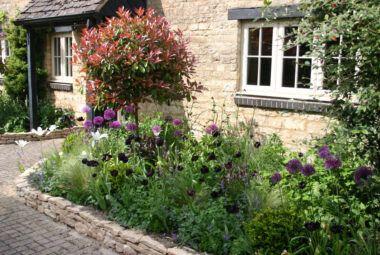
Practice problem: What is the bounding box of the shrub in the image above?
[244,207,304,254]
[73,7,202,127]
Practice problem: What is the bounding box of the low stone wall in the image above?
[15,166,201,255]
[0,127,83,145]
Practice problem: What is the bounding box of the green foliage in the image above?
[245,208,304,254]
[3,19,47,102]
[296,0,380,170]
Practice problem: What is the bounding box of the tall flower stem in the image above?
[134,104,139,136]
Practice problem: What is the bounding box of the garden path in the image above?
[0,139,118,255]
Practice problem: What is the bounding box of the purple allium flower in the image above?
[126,123,138,132]
[125,105,135,113]
[173,119,181,126]
[152,125,162,136]
[271,173,282,184]
[82,106,91,113]
[210,124,219,131]
[318,146,330,159]
[84,120,92,129]
[205,127,212,134]
[109,121,121,129]
[93,116,104,125]
[164,115,173,123]
[286,159,303,174]
[174,129,183,137]
[324,155,342,169]
[354,166,373,186]
[302,164,316,177]
[104,109,116,120]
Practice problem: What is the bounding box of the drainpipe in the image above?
[26,28,38,130]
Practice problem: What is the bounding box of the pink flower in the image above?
[173,119,181,126]
[210,124,219,131]
[152,125,162,136]
[93,116,104,125]
[205,127,212,134]
[82,106,91,113]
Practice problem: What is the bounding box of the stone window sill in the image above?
[49,82,72,92]
[234,95,330,113]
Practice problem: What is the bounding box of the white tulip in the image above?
[15,140,30,148]
[46,125,57,135]
[31,127,47,136]
[91,131,108,147]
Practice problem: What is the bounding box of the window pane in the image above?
[5,40,10,56]
[284,27,297,56]
[299,43,310,56]
[282,59,296,87]
[297,59,312,88]
[247,57,258,85]
[260,58,271,86]
[248,28,259,55]
[261,27,273,56]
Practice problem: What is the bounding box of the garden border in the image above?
[14,165,202,255]
[0,127,84,145]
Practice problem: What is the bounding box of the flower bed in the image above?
[28,109,379,254]
[0,127,83,145]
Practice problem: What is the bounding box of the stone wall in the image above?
[15,166,203,255]
[0,0,29,19]
[143,0,329,150]
[0,127,83,145]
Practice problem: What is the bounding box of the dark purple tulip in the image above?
[214,166,222,172]
[110,170,118,177]
[200,165,209,174]
[191,155,199,162]
[126,169,133,175]
[234,152,242,158]
[208,152,217,160]
[187,189,195,196]
[254,141,261,148]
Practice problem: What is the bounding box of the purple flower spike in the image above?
[302,164,316,177]
[104,109,116,120]
[126,123,138,132]
[84,120,92,129]
[82,106,91,113]
[125,105,135,113]
[318,146,330,159]
[93,116,104,125]
[271,173,282,184]
[174,129,183,137]
[173,119,181,126]
[109,121,121,129]
[324,155,342,169]
[354,166,373,186]
[286,159,303,174]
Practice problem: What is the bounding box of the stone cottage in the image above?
[2,0,329,148]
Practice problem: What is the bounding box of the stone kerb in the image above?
[15,165,202,255]
[0,127,84,145]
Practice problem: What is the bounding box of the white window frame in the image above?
[51,33,73,83]
[239,21,331,101]
[0,39,10,79]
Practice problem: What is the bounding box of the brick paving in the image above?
[0,139,118,255]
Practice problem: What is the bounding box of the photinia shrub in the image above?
[73,7,202,123]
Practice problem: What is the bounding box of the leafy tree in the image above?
[3,18,47,102]
[73,7,202,127]
[295,0,380,170]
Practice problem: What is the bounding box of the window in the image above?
[241,22,327,100]
[52,34,73,81]
[1,39,10,63]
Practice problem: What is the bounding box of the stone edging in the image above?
[0,127,84,145]
[14,166,202,255]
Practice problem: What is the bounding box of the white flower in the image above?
[46,125,57,135]
[82,151,87,155]
[31,127,47,136]
[15,140,30,148]
[91,131,108,147]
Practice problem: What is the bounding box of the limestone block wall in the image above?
[0,0,30,19]
[144,0,329,149]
